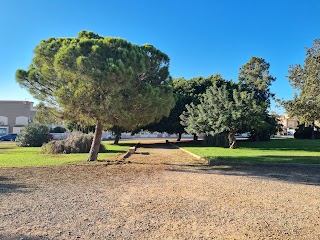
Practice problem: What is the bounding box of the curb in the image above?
[118,142,140,160]
[168,142,207,162]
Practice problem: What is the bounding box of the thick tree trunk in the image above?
[114,134,120,145]
[88,121,103,161]
[177,132,182,141]
[193,133,198,141]
[228,128,236,149]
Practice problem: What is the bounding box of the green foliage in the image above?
[203,132,229,147]
[66,121,95,133]
[238,57,276,140]
[238,56,275,105]
[181,81,263,148]
[143,75,225,136]
[249,114,278,141]
[50,126,66,133]
[42,133,106,154]
[16,123,50,147]
[33,102,60,124]
[283,39,320,135]
[16,31,174,160]
[294,124,320,139]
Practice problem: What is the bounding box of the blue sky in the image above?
[1,0,319,113]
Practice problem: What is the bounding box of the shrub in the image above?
[249,115,278,141]
[294,124,320,139]
[203,132,229,147]
[16,124,50,147]
[41,133,106,154]
[249,129,272,141]
[50,126,67,133]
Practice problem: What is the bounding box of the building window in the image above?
[0,116,8,125]
[16,116,29,125]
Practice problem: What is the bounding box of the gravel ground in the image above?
[1,142,319,239]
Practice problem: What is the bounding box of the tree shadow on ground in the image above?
[0,176,30,194]
[169,162,320,186]
[103,149,127,154]
[116,142,140,147]
[0,234,47,240]
[207,155,320,164]
[140,143,173,149]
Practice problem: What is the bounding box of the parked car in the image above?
[0,133,18,141]
[239,132,251,138]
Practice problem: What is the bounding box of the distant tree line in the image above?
[17,29,319,160]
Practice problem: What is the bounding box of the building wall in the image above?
[0,101,36,134]
[278,115,299,134]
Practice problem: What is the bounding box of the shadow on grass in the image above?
[103,149,127,154]
[206,155,320,164]
[169,162,320,186]
[115,142,139,147]
[0,146,15,150]
[0,176,30,194]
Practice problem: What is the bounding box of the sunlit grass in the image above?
[178,138,320,164]
[0,141,137,168]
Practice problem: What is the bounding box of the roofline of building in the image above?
[0,100,34,104]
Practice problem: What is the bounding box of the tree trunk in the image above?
[114,134,120,145]
[228,128,236,149]
[113,128,121,145]
[177,132,182,141]
[255,132,260,142]
[193,133,198,141]
[311,122,315,140]
[88,121,103,161]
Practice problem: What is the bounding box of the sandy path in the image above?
[1,142,319,239]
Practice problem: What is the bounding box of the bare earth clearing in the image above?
[1,141,319,239]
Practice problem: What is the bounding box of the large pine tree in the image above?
[16,31,175,160]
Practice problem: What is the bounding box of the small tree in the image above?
[181,81,263,148]
[16,123,50,147]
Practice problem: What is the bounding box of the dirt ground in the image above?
[1,141,319,239]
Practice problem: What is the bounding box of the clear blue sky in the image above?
[1,0,319,113]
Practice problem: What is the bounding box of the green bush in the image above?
[203,132,229,147]
[41,133,106,154]
[16,124,50,147]
[50,126,67,133]
[294,124,320,139]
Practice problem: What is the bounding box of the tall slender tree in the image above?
[283,39,320,139]
[238,57,276,140]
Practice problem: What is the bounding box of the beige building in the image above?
[278,115,299,134]
[0,100,36,135]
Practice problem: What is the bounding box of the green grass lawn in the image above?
[178,138,320,164]
[0,141,137,168]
